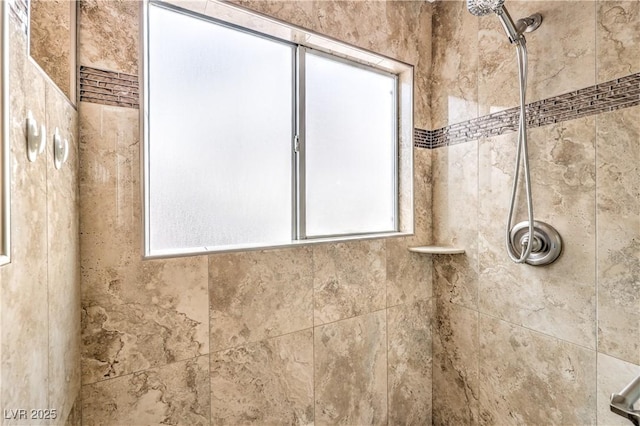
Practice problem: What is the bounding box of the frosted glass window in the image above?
[143,2,412,256]
[147,4,294,253]
[305,52,397,237]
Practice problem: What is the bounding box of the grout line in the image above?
[207,255,213,426]
[209,325,316,356]
[81,352,207,387]
[311,246,316,424]
[385,301,389,424]
[594,3,601,421]
[472,308,598,354]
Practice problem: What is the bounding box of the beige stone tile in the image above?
[434,254,479,311]
[231,0,426,65]
[432,141,478,262]
[433,140,479,294]
[210,329,314,425]
[597,1,640,82]
[164,0,208,14]
[478,315,596,425]
[78,0,138,74]
[78,102,208,386]
[414,147,433,245]
[411,3,434,131]
[314,310,387,425]
[82,355,210,426]
[79,103,140,271]
[209,247,313,352]
[81,256,210,384]
[597,353,640,426]
[228,0,433,128]
[478,117,597,348]
[1,26,49,418]
[432,301,479,426]
[596,106,640,364]
[46,82,81,424]
[478,1,596,115]
[386,238,432,306]
[64,394,82,426]
[430,0,479,129]
[388,300,433,425]
[30,0,72,98]
[432,140,479,310]
[313,240,386,325]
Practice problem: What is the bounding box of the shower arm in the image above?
[611,375,640,426]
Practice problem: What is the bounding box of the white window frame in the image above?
[141,0,415,258]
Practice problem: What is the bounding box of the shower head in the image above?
[466,0,505,16]
[466,0,541,45]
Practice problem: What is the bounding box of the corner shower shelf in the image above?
[408,246,466,255]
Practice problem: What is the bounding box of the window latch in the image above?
[294,135,300,153]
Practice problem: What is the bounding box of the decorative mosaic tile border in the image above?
[415,72,640,149]
[79,66,140,109]
[77,64,638,134]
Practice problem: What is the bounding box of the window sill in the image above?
[145,231,415,259]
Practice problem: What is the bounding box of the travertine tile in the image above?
[388,300,433,425]
[432,301,479,426]
[30,0,72,98]
[231,0,425,65]
[79,102,208,386]
[478,1,596,115]
[432,141,479,264]
[478,117,597,348]
[79,0,138,74]
[230,0,433,128]
[209,247,313,352]
[414,147,433,244]
[430,0,479,129]
[596,106,640,364]
[478,315,596,425]
[315,310,387,425]
[386,238,432,306]
[79,103,140,271]
[81,256,210,384]
[432,140,479,310]
[82,356,210,426]
[597,353,640,426]
[313,240,386,325]
[597,1,640,82]
[46,81,81,424]
[65,394,82,426]
[164,0,208,14]
[1,26,49,420]
[414,5,434,131]
[434,254,478,311]
[210,329,314,425]
[79,101,208,385]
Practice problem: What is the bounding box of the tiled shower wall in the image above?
[429,1,639,425]
[1,7,80,425]
[78,0,434,424]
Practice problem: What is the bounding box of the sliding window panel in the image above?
[146,4,294,254]
[304,51,397,237]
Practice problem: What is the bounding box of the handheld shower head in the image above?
[467,0,541,45]
[466,0,505,16]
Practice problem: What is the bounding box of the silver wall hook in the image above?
[26,110,46,162]
[53,127,69,170]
